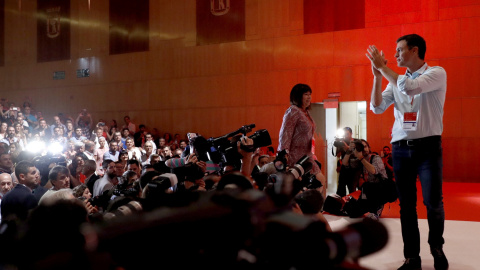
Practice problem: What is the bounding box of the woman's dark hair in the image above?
[72,184,88,198]
[163,132,172,143]
[290,83,312,109]
[360,139,371,155]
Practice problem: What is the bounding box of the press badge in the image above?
[403,112,418,131]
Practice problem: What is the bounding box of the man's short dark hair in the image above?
[48,165,69,181]
[127,159,140,167]
[102,159,114,170]
[294,189,324,214]
[397,34,426,60]
[15,160,35,180]
[343,127,353,134]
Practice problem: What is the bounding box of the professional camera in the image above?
[77,189,388,270]
[112,180,140,198]
[334,136,347,148]
[147,173,178,193]
[298,171,323,190]
[273,149,288,171]
[266,155,314,205]
[192,124,272,169]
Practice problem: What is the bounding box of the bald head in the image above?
[0,173,13,195]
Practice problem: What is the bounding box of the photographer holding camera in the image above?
[278,84,326,198]
[336,129,363,197]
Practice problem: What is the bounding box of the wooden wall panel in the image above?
[0,0,479,182]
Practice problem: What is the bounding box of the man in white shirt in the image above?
[367,34,447,270]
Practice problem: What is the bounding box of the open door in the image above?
[310,101,367,195]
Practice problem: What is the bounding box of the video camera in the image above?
[266,155,318,205]
[78,188,388,270]
[192,124,272,169]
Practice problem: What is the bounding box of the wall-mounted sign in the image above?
[53,71,65,80]
[328,92,341,98]
[323,99,338,109]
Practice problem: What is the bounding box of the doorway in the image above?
[310,101,367,195]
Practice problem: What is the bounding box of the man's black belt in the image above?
[393,135,441,147]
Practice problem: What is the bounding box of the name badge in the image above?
[403,112,417,131]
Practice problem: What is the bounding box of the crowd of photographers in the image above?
[0,101,390,269]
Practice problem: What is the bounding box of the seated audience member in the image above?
[38,165,71,205]
[1,160,39,221]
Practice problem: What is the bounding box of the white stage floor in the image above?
[325,215,480,270]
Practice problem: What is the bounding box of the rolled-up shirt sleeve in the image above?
[370,83,395,114]
[397,66,447,96]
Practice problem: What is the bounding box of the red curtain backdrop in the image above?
[196,0,245,46]
[109,0,149,55]
[37,0,70,62]
[304,0,365,34]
